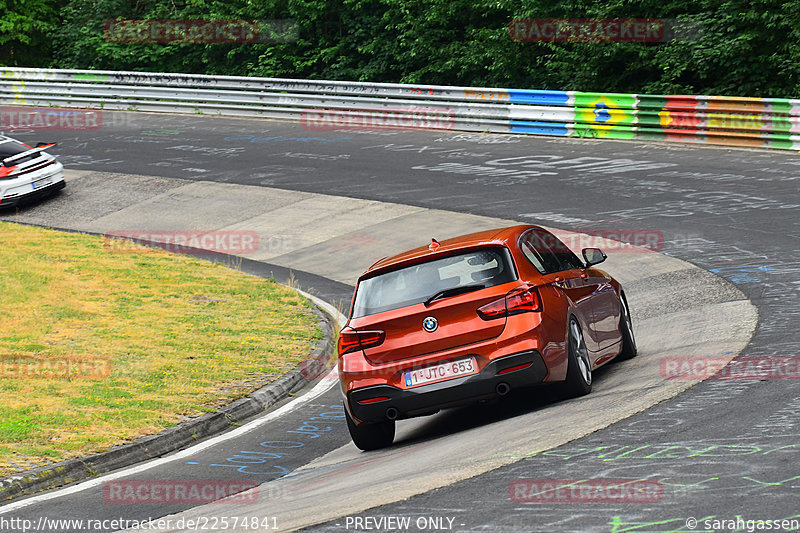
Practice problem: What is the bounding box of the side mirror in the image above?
[582,247,607,267]
[36,142,56,148]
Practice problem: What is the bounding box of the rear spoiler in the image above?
[2,143,57,167]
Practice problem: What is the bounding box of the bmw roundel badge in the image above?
[423,316,438,333]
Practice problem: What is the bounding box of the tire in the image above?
[562,317,592,398]
[616,293,638,361]
[345,405,395,451]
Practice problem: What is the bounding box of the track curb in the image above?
[0,242,338,503]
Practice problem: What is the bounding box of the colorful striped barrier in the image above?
[2,68,799,150]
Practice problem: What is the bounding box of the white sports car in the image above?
[0,135,65,208]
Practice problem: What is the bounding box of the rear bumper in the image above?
[0,165,65,208]
[348,350,547,423]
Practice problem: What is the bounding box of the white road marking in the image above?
[0,290,344,514]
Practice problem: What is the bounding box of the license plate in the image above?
[404,357,477,388]
[32,178,52,190]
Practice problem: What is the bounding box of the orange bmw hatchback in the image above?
[338,225,636,450]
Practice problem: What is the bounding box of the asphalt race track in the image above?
[1,111,798,532]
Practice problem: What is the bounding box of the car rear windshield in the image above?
[352,246,517,318]
[0,139,36,166]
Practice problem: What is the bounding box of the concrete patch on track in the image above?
[86,180,308,232]
[223,195,424,262]
[1,170,757,532]
[2,171,191,229]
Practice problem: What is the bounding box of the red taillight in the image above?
[357,396,389,404]
[476,298,507,320]
[477,285,541,320]
[0,165,18,178]
[497,362,533,375]
[338,328,386,356]
[505,285,541,313]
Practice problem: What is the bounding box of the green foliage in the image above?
[644,1,800,97]
[0,0,60,66]
[6,0,800,97]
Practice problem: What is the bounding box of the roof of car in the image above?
[361,224,537,278]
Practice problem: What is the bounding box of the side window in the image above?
[520,232,562,274]
[520,229,584,274]
[542,230,585,271]
[520,238,547,274]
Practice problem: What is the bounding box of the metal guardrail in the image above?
[2,67,800,150]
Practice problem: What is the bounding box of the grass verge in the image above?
[0,222,322,476]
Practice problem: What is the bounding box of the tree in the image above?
[0,0,60,66]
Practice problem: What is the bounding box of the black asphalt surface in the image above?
[2,112,799,532]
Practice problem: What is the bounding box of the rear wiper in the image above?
[424,284,485,307]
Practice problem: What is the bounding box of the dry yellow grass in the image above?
[0,222,322,476]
